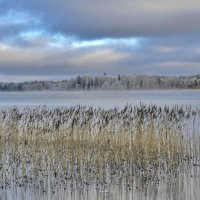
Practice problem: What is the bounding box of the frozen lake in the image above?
[0,90,200,108]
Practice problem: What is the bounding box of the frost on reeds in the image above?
[0,105,199,191]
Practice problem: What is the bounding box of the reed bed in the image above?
[0,105,199,195]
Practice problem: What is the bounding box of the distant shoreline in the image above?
[0,74,200,91]
[0,88,200,92]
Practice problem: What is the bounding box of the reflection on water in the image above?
[1,171,200,200]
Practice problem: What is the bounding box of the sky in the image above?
[0,0,200,82]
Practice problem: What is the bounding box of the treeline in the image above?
[0,74,200,91]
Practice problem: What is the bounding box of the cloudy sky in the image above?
[0,0,200,81]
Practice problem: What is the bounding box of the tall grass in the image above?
[0,105,199,193]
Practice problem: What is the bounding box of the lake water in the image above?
[0,90,200,200]
[0,90,200,108]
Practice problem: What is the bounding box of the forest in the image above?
[0,74,200,91]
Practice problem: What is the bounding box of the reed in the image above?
[0,105,199,192]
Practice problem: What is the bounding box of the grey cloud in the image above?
[0,10,42,40]
[0,43,132,77]
[1,0,200,80]
[0,35,200,79]
[2,0,200,39]
[0,24,26,39]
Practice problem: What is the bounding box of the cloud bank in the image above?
[0,0,200,81]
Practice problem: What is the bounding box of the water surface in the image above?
[0,90,200,200]
[0,90,199,108]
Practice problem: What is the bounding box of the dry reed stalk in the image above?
[0,105,199,191]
